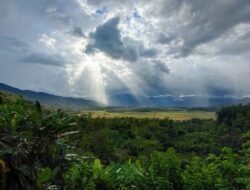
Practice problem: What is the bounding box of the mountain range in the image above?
[0,83,99,109]
[0,83,250,108]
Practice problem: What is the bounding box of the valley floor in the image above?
[80,110,216,120]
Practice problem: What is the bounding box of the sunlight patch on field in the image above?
[80,111,216,121]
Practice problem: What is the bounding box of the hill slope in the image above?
[0,83,99,109]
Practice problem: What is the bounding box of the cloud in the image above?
[72,26,85,37]
[129,59,171,96]
[86,17,157,62]
[157,33,176,44]
[179,0,250,56]
[86,0,132,8]
[39,34,57,49]
[0,35,29,53]
[144,0,250,56]
[153,60,170,74]
[1,0,250,105]
[20,53,68,67]
[139,48,158,58]
[85,17,137,62]
[95,7,108,16]
[197,24,250,56]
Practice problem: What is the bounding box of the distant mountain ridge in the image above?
[0,83,99,109]
[110,93,250,108]
[1,83,249,108]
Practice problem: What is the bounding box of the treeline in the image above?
[0,92,249,189]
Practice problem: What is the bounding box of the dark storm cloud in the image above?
[181,0,250,56]
[0,35,29,53]
[86,17,137,62]
[140,48,158,58]
[20,53,67,67]
[153,60,170,74]
[86,17,157,62]
[156,0,250,56]
[72,26,85,37]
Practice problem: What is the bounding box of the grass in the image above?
[79,110,216,121]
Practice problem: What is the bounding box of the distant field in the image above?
[80,110,216,121]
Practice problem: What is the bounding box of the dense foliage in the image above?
[0,91,249,189]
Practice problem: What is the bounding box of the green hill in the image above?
[0,83,100,109]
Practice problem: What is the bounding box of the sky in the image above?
[0,0,250,105]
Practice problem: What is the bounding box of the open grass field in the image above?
[80,110,216,121]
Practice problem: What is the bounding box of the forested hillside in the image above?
[0,83,99,109]
[0,91,249,189]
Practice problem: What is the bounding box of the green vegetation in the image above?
[0,91,249,189]
[80,110,215,120]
